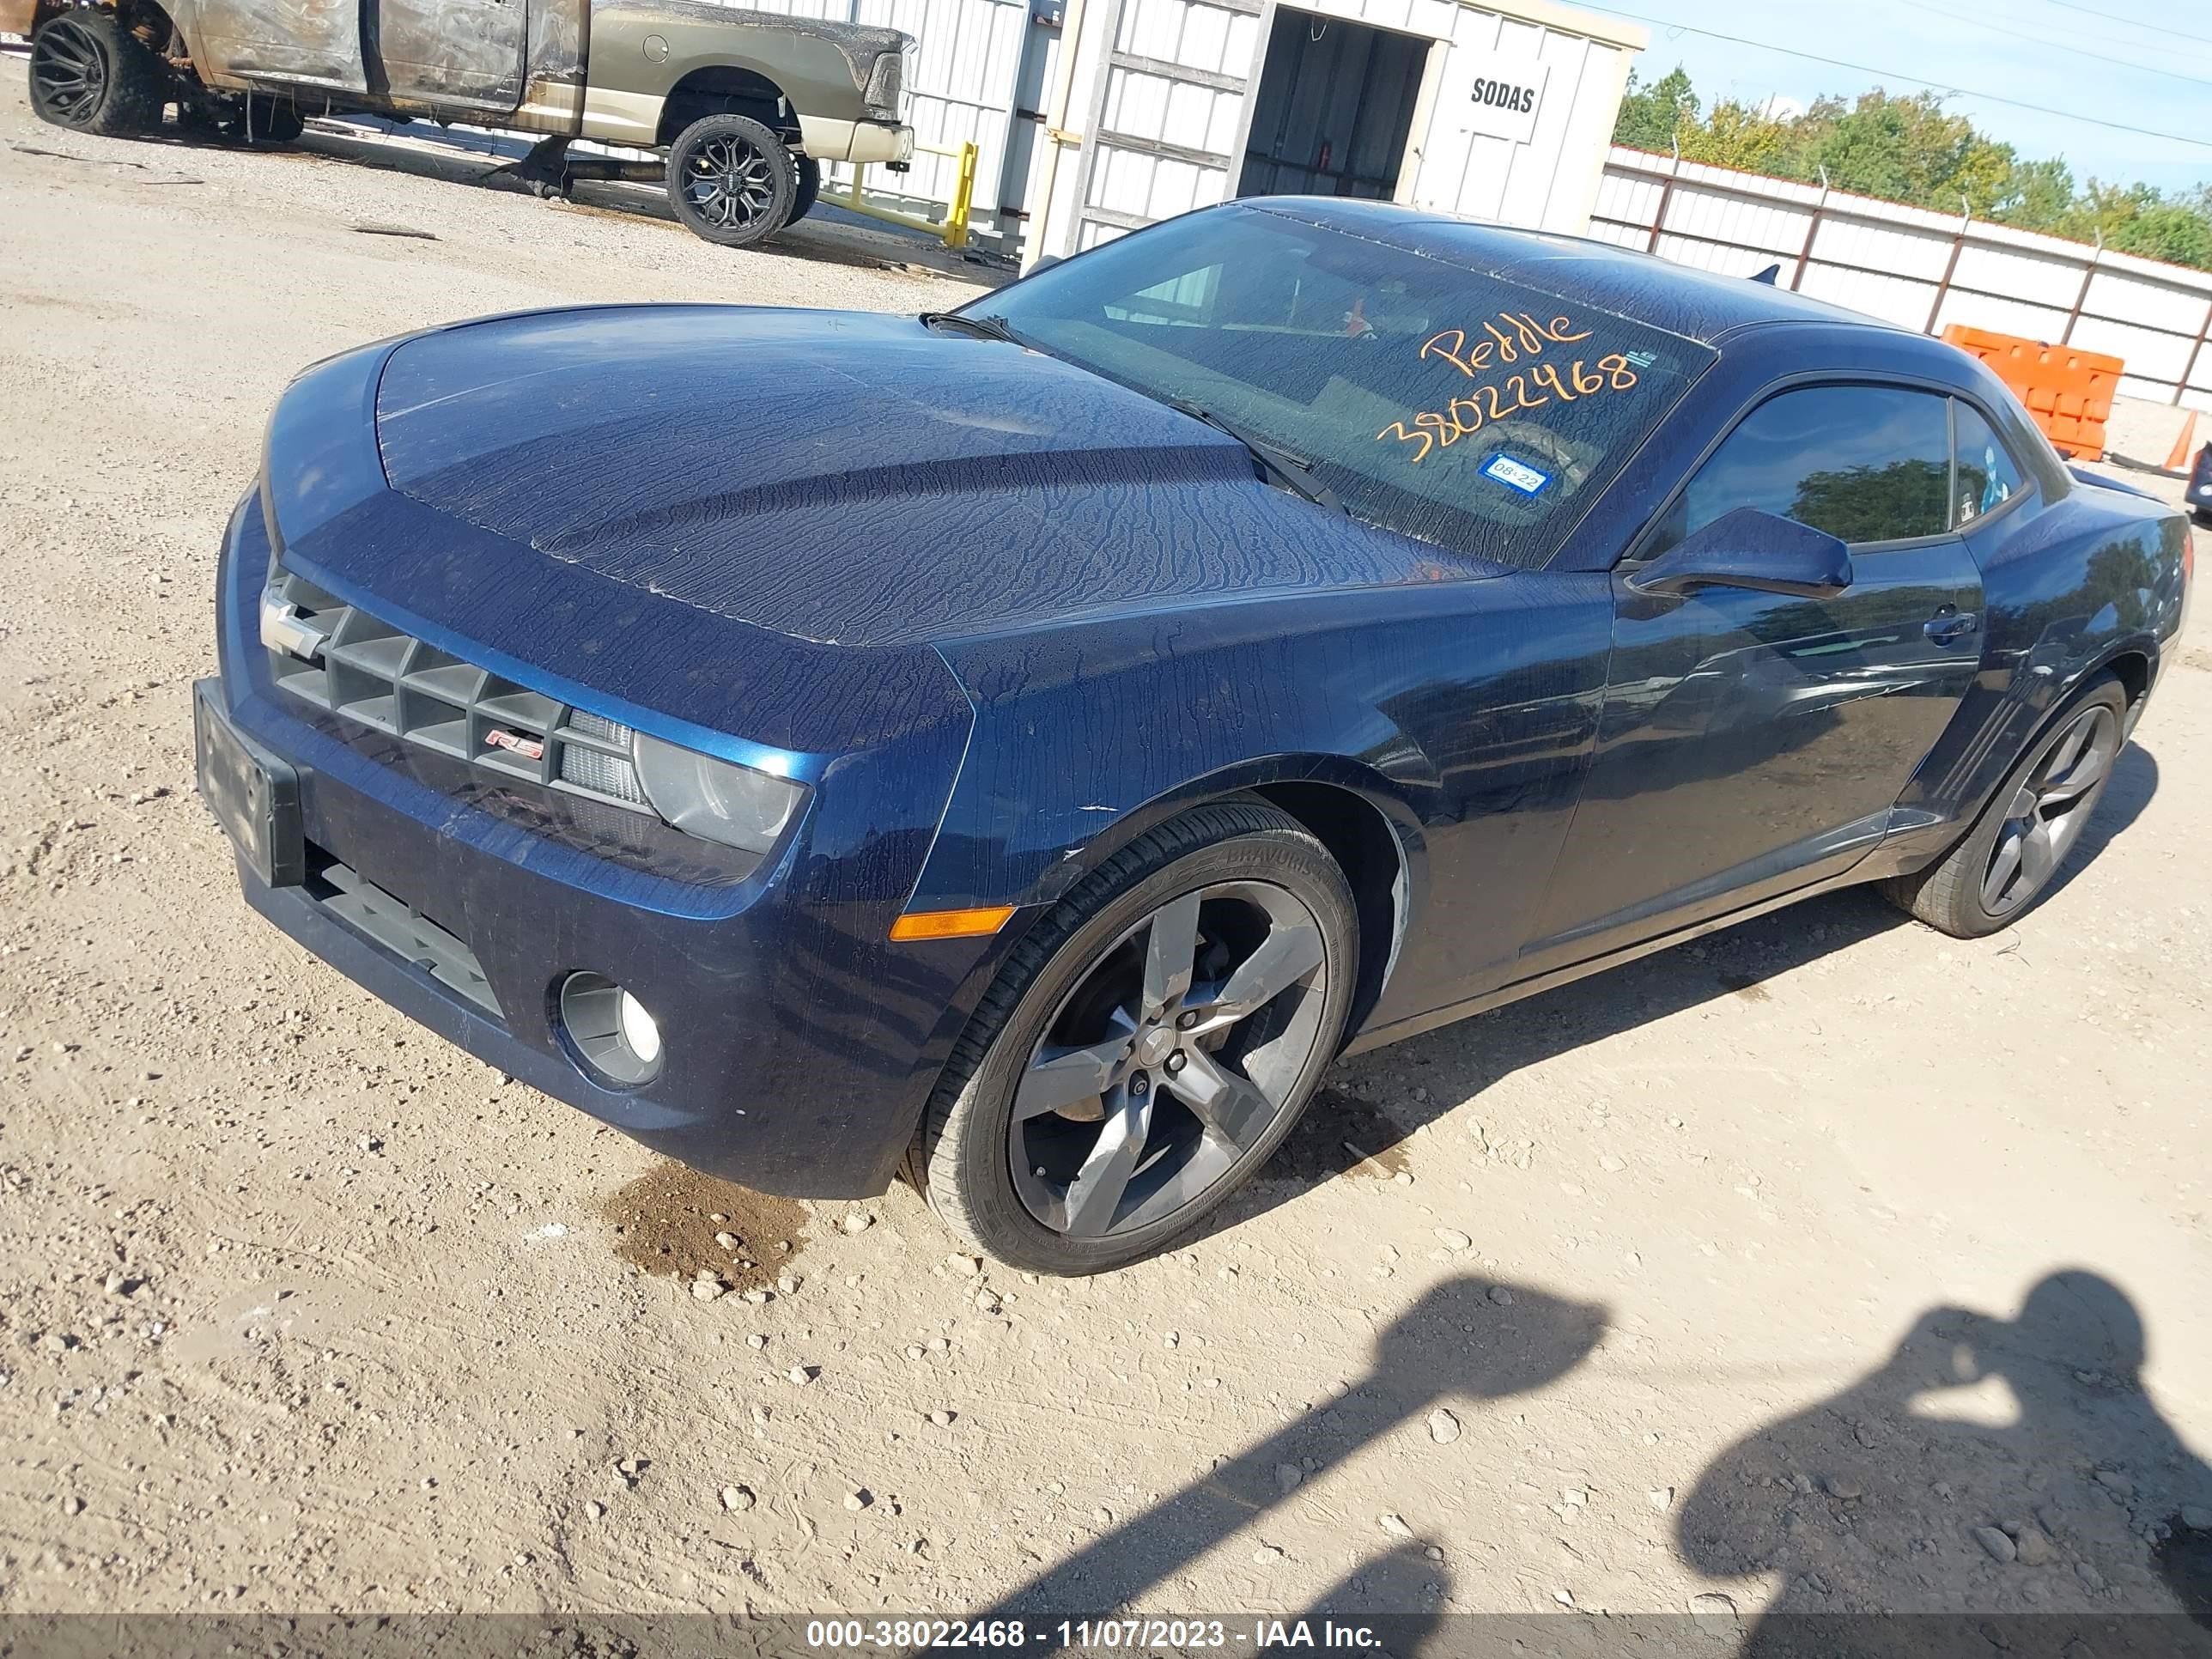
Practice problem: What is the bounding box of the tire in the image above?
[913,802,1358,1274]
[1882,675,2128,939]
[665,113,797,248]
[788,153,822,223]
[29,10,170,137]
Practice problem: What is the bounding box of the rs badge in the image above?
[483,729,546,762]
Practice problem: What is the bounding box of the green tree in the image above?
[1680,98,1794,175]
[1612,66,2212,272]
[1613,64,1698,153]
[1785,90,2017,216]
[1997,155,2078,232]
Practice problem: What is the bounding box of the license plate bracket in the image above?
[194,678,306,888]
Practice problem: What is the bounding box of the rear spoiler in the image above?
[2067,465,2166,501]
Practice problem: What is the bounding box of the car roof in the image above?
[1243,197,1899,346]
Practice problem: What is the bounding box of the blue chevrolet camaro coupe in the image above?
[198,198,2193,1273]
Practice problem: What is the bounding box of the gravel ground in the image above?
[3,72,2210,1626]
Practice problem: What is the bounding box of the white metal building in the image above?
[1027,0,1643,265]
[743,0,1644,267]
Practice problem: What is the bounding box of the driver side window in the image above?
[1648,384,1954,556]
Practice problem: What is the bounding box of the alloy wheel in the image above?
[1008,881,1331,1238]
[32,20,108,127]
[1981,701,2120,916]
[683,136,776,231]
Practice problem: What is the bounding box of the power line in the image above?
[1899,0,2212,93]
[1591,4,2212,154]
[2030,0,2212,49]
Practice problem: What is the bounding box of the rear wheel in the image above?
[29,10,169,137]
[914,802,1357,1274]
[788,153,822,222]
[666,113,796,248]
[1883,676,2127,938]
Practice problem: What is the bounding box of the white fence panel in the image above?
[1951,240,2081,311]
[1798,264,1936,331]
[1931,290,2072,344]
[1596,145,2212,408]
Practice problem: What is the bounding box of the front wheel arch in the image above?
[1004,758,1426,1047]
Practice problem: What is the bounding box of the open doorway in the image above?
[1236,8,1431,201]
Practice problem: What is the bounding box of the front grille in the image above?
[263,573,653,817]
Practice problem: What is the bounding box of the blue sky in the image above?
[1576,0,2212,196]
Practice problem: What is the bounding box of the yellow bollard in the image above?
[832,140,981,252]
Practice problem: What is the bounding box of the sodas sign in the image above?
[1462,52,1549,145]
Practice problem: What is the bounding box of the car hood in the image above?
[366,305,1481,648]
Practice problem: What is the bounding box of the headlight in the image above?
[631,734,805,854]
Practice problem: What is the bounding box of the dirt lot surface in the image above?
[3,74,2210,1629]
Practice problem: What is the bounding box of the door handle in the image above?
[1924,611,1979,645]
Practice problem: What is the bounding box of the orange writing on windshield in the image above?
[1379,352,1639,465]
[1419,313,1591,376]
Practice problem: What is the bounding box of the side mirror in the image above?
[1626,507,1855,600]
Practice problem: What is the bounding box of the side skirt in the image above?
[1340,840,1918,1059]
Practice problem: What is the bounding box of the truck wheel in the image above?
[789,154,821,223]
[667,113,796,248]
[29,10,170,137]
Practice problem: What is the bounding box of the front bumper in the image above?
[205,490,998,1197]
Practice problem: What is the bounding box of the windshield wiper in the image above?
[1169,399,1346,514]
[920,311,1024,344]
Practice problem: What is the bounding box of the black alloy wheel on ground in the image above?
[1885,674,2128,938]
[666,113,798,248]
[789,153,822,223]
[914,801,1358,1274]
[29,10,169,137]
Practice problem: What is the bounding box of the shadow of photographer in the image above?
[1677,1269,2212,1656]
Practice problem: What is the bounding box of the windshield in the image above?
[975,204,1715,567]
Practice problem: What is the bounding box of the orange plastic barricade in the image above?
[1941,325,2123,461]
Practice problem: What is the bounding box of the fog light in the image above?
[557,971,664,1087]
[618,989,662,1065]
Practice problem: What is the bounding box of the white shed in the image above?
[1021,0,1645,267]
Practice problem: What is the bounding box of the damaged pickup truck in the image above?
[14,0,915,246]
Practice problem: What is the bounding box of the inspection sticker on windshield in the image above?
[1481,452,1552,495]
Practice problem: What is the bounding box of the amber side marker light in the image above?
[889,906,1016,942]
